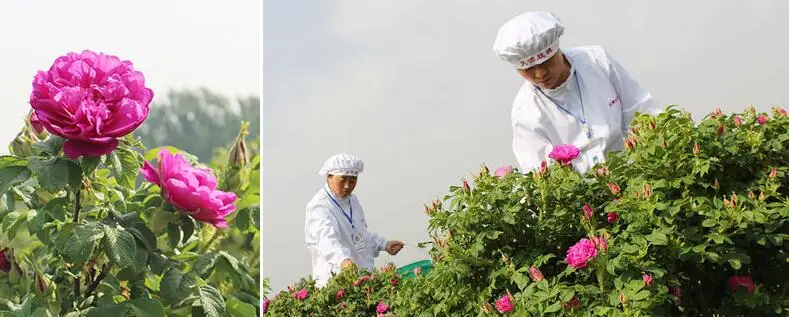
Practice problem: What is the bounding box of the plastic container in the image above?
[396,259,433,279]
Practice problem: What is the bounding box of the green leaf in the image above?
[81,156,101,176]
[128,221,157,252]
[0,156,31,197]
[111,147,142,187]
[103,226,139,269]
[483,230,502,240]
[631,290,651,301]
[160,268,196,304]
[167,222,182,249]
[701,218,717,228]
[55,223,104,265]
[645,231,668,246]
[126,298,166,317]
[728,258,742,270]
[544,303,562,313]
[86,304,129,317]
[27,157,81,193]
[192,252,220,277]
[29,308,53,317]
[143,146,199,165]
[194,284,225,317]
[225,297,256,317]
[41,197,68,222]
[32,136,64,155]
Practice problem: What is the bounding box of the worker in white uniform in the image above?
[305,153,404,287]
[492,11,659,173]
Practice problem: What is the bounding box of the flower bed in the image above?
[265,106,788,316]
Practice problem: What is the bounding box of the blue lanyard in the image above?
[325,188,354,230]
[536,72,592,138]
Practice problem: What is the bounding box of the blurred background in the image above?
[263,0,789,293]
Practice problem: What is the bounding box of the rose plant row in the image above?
[0,51,260,317]
[264,106,788,316]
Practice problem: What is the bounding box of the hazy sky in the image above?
[264,0,789,292]
[0,0,260,151]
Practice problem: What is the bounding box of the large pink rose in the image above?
[29,50,153,159]
[549,144,580,165]
[141,148,237,228]
[728,275,755,293]
[495,293,514,313]
[565,238,598,269]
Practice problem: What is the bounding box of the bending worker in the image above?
[305,153,404,287]
[493,11,659,172]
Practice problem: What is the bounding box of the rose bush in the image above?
[0,51,260,317]
[264,106,788,316]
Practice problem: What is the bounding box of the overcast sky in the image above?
[263,0,789,292]
[0,0,260,151]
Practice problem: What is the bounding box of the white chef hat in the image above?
[492,11,564,69]
[319,153,365,177]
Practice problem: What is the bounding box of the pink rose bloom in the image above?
[539,161,547,174]
[549,144,580,165]
[608,183,621,195]
[733,116,743,126]
[670,287,682,298]
[757,115,769,125]
[728,275,755,293]
[642,274,653,286]
[262,299,270,313]
[607,212,619,223]
[0,249,9,273]
[376,302,390,313]
[390,278,399,286]
[582,204,593,220]
[354,275,371,287]
[495,293,514,313]
[336,289,345,300]
[595,167,609,177]
[565,238,598,269]
[495,165,513,177]
[293,288,309,300]
[528,266,544,282]
[141,148,237,228]
[29,50,153,159]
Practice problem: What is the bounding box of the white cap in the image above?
[492,11,564,69]
[319,153,364,177]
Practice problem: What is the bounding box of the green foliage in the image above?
[0,119,261,316]
[264,106,789,316]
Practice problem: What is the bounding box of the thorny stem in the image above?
[201,230,222,253]
[72,189,81,223]
[72,188,82,297]
[84,264,111,299]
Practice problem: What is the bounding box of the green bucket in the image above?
[396,260,433,279]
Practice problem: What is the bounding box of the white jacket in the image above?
[304,185,388,287]
[511,45,658,173]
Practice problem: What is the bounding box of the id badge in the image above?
[586,146,605,165]
[352,232,366,250]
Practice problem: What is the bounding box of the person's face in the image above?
[327,175,357,198]
[517,51,570,89]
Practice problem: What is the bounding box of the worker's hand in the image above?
[340,258,355,270]
[385,240,404,255]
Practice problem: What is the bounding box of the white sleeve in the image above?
[306,203,353,267]
[603,49,658,132]
[512,109,552,173]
